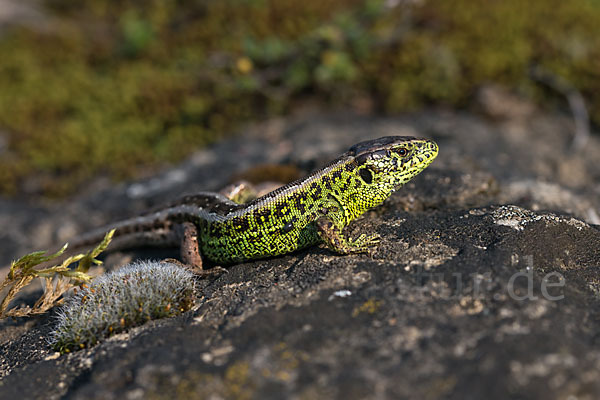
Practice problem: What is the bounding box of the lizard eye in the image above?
[395,148,408,157]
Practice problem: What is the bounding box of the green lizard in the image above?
[71,136,438,268]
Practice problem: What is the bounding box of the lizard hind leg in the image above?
[219,181,259,204]
[219,180,284,204]
[172,222,226,278]
[314,216,380,256]
[178,222,204,270]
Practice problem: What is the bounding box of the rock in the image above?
[0,0,50,32]
[1,109,599,399]
[475,85,536,121]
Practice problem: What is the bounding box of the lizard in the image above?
[67,136,438,270]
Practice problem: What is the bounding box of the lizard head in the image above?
[348,136,438,190]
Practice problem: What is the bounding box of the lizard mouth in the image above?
[413,139,439,165]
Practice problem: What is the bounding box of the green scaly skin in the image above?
[72,136,438,265]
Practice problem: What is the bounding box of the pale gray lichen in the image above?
[492,205,589,231]
[49,260,196,353]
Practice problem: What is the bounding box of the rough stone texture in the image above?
[1,101,600,399]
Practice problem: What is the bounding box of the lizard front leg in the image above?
[314,216,380,255]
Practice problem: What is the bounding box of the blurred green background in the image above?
[0,0,598,197]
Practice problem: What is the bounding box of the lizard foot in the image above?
[315,216,380,256]
[348,233,380,255]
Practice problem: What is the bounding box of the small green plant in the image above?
[0,229,115,319]
[49,260,196,353]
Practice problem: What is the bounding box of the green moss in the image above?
[0,0,599,196]
[352,298,383,317]
[142,361,258,400]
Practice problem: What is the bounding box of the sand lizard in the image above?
[70,136,438,269]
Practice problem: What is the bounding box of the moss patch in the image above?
[1,0,599,196]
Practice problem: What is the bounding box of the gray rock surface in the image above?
[1,103,599,399]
